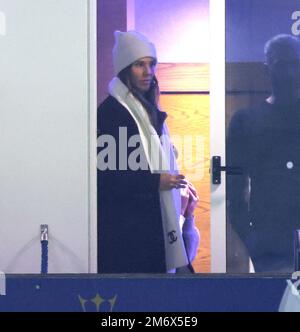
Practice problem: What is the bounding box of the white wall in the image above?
[0,0,96,273]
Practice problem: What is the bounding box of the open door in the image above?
[211,0,300,273]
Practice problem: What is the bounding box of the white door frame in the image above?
[210,0,226,273]
[88,0,98,273]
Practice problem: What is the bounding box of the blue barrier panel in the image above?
[0,274,290,312]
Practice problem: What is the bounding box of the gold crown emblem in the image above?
[78,293,118,312]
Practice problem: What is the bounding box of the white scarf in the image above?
[108,77,188,271]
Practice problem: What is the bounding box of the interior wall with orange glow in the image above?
[160,93,210,273]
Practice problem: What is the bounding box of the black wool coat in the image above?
[97,95,166,273]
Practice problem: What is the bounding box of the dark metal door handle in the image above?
[211,156,243,184]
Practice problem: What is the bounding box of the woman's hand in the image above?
[182,182,199,218]
[159,173,187,191]
[181,184,190,216]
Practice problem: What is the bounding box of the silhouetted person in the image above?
[227,34,300,272]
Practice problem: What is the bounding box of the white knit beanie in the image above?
[112,30,157,76]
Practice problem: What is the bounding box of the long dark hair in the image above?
[118,66,161,133]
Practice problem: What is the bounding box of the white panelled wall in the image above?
[0,0,97,273]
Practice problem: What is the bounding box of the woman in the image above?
[97,30,199,273]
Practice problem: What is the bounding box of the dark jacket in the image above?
[97,95,167,273]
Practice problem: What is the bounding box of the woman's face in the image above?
[130,57,157,93]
